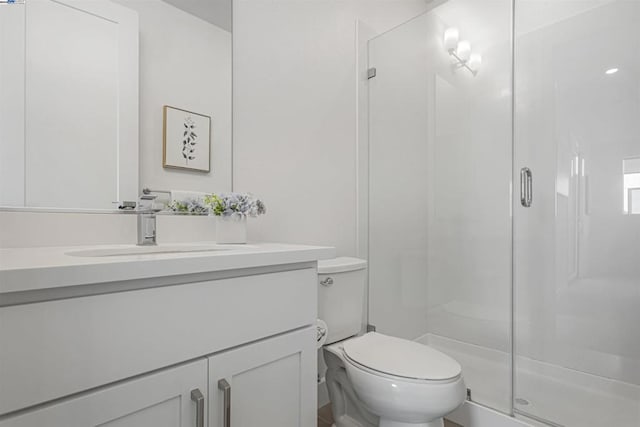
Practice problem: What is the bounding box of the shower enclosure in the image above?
[365,1,640,426]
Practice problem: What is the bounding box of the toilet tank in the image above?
[318,257,367,344]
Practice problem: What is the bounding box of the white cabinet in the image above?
[0,268,316,414]
[0,259,323,426]
[0,360,207,427]
[208,327,317,427]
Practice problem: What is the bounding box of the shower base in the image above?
[420,333,640,427]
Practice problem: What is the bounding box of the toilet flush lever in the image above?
[320,277,334,286]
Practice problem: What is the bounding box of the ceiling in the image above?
[162,0,232,32]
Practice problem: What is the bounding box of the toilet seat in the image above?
[342,332,462,381]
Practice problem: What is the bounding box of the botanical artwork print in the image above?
[163,106,211,172]
[182,116,197,164]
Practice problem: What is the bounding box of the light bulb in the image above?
[444,28,459,51]
[456,40,471,62]
[468,53,482,70]
[605,68,618,75]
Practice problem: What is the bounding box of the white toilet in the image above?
[318,257,466,427]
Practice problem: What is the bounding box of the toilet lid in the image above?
[342,333,462,381]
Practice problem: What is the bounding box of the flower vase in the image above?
[215,215,247,244]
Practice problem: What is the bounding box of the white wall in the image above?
[0,210,216,248]
[232,0,431,255]
[114,0,232,195]
[0,5,25,207]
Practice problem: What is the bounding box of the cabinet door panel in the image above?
[97,398,180,427]
[0,360,206,427]
[209,328,316,427]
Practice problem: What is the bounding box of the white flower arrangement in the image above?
[167,199,208,215]
[204,193,266,218]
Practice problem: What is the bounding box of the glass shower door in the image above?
[513,1,640,425]
[367,0,513,414]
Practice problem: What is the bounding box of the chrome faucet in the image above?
[137,193,159,246]
[137,211,157,246]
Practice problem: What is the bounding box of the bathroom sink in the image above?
[66,244,249,257]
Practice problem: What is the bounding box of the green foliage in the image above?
[204,194,225,216]
[168,200,190,212]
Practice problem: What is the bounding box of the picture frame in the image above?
[162,105,211,172]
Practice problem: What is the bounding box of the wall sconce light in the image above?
[444,28,459,51]
[456,40,471,62]
[443,28,481,76]
[468,53,482,70]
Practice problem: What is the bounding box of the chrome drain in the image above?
[515,398,530,406]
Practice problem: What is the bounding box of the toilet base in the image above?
[379,418,444,427]
[323,339,461,427]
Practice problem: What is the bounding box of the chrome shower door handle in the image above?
[218,378,231,427]
[190,388,205,427]
[520,167,533,207]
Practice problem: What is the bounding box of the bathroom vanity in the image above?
[0,243,334,427]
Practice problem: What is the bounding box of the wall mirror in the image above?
[0,0,232,211]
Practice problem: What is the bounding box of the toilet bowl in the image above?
[324,333,465,427]
[318,258,466,427]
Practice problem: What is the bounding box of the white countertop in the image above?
[0,242,335,294]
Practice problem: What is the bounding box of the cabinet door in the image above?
[0,359,207,427]
[208,327,316,427]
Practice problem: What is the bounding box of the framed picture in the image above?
[163,105,211,172]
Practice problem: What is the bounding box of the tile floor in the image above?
[317,404,463,427]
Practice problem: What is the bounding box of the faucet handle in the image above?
[138,191,158,211]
